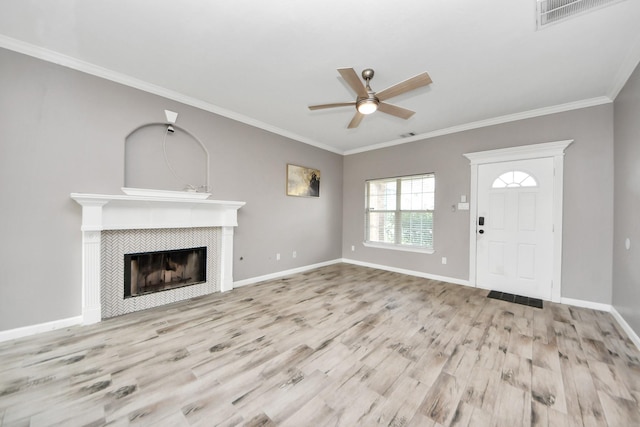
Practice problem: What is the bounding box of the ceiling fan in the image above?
[308,68,432,129]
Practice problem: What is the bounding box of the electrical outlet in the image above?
[351,245,355,252]
[293,251,297,258]
[276,253,280,261]
[442,257,447,265]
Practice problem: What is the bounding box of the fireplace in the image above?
[100,227,218,319]
[71,191,245,324]
[124,247,206,298]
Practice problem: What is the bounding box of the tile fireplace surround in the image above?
[71,191,245,324]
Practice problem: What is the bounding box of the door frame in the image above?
[463,140,573,303]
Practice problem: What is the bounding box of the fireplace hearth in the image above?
[124,247,206,298]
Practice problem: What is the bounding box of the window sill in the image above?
[363,242,435,255]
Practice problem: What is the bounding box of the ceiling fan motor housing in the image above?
[356,69,379,114]
[356,96,379,115]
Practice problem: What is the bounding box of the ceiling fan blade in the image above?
[338,68,368,98]
[348,112,365,129]
[308,102,356,111]
[376,72,432,101]
[377,102,416,120]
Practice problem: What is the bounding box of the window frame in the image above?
[364,173,435,254]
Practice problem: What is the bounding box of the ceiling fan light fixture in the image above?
[308,67,431,128]
[356,97,379,115]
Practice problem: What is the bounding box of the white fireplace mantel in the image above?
[71,192,245,325]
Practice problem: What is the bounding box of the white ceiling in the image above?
[1,1,640,154]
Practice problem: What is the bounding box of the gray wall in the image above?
[613,61,640,335]
[0,48,343,331]
[343,104,614,304]
[0,44,624,335]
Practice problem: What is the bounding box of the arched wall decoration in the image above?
[124,123,210,193]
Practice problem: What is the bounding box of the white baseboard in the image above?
[560,297,612,313]
[3,264,638,354]
[341,258,471,287]
[0,315,83,343]
[559,297,640,352]
[341,260,640,351]
[610,306,640,352]
[232,258,469,289]
[233,259,343,288]
[0,259,343,343]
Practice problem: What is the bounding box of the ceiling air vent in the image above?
[400,132,416,138]
[537,0,626,29]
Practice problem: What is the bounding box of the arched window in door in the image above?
[492,171,537,188]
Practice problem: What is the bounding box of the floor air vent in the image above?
[487,290,543,309]
[537,0,626,29]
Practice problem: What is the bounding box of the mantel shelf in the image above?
[71,192,246,231]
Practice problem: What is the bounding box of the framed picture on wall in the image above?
[287,164,320,197]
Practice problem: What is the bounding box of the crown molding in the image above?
[343,96,612,155]
[607,33,640,100]
[0,35,620,157]
[0,35,342,155]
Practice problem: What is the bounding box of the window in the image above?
[492,171,537,188]
[365,173,435,251]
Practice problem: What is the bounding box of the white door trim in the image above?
[464,140,573,302]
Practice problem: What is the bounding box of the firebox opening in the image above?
[124,247,206,298]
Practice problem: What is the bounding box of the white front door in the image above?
[475,157,554,300]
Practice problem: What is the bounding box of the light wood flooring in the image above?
[1,263,639,426]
